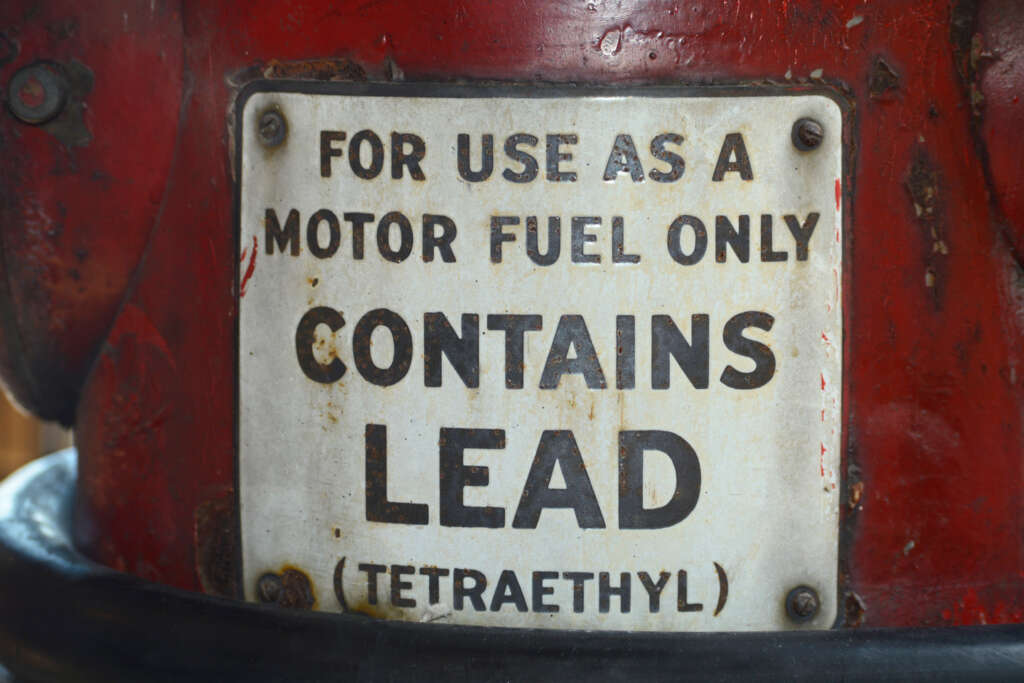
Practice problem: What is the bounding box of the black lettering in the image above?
[513,430,606,529]
[353,309,412,386]
[760,214,787,262]
[295,306,345,383]
[612,216,640,263]
[784,212,819,261]
[603,134,644,182]
[419,567,450,604]
[571,217,601,264]
[618,430,702,529]
[320,130,346,177]
[667,215,708,265]
[424,313,479,388]
[616,315,635,390]
[532,571,559,613]
[715,215,750,263]
[599,572,631,613]
[546,134,578,182]
[649,133,685,182]
[458,133,493,182]
[526,216,561,266]
[562,572,594,613]
[265,208,300,256]
[358,563,387,605]
[439,427,506,528]
[720,311,776,390]
[638,571,671,612]
[390,132,426,180]
[453,568,487,611]
[423,214,457,262]
[486,314,542,389]
[377,212,414,263]
[307,209,341,259]
[712,132,753,181]
[490,215,518,263]
[349,129,385,179]
[343,212,373,259]
[677,570,703,612]
[539,315,607,389]
[503,133,539,183]
[651,314,710,389]
[365,424,429,524]
[390,565,416,607]
[490,570,528,612]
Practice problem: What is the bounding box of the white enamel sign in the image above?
[237,85,843,631]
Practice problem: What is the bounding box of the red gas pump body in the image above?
[0,0,1022,634]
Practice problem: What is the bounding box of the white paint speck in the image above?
[846,15,864,29]
[810,68,824,79]
[903,540,915,555]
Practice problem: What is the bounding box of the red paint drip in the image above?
[819,444,825,476]
[820,373,826,390]
[834,178,841,211]
[240,235,258,297]
[822,332,830,343]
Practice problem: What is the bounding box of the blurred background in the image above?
[0,390,72,479]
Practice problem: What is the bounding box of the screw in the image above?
[785,585,821,622]
[791,117,824,151]
[7,62,67,125]
[256,572,283,603]
[257,109,286,148]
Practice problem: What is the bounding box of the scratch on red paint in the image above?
[240,235,258,297]
[834,178,841,211]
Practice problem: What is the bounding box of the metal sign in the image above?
[237,84,844,631]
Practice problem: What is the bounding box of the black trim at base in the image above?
[1,451,1023,682]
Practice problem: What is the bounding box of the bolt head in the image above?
[792,117,824,151]
[256,572,283,603]
[785,585,821,622]
[257,109,286,148]
[7,62,67,125]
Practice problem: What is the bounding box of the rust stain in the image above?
[904,152,948,306]
[844,591,866,627]
[849,480,864,508]
[867,56,900,98]
[262,57,367,81]
[193,493,240,598]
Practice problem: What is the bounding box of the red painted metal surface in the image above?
[0,0,1022,628]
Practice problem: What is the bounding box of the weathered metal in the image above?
[237,84,845,630]
[791,117,825,151]
[0,0,1020,632]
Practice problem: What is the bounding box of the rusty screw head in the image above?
[785,585,821,622]
[791,117,824,151]
[7,62,67,125]
[257,109,286,148]
[256,572,283,603]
